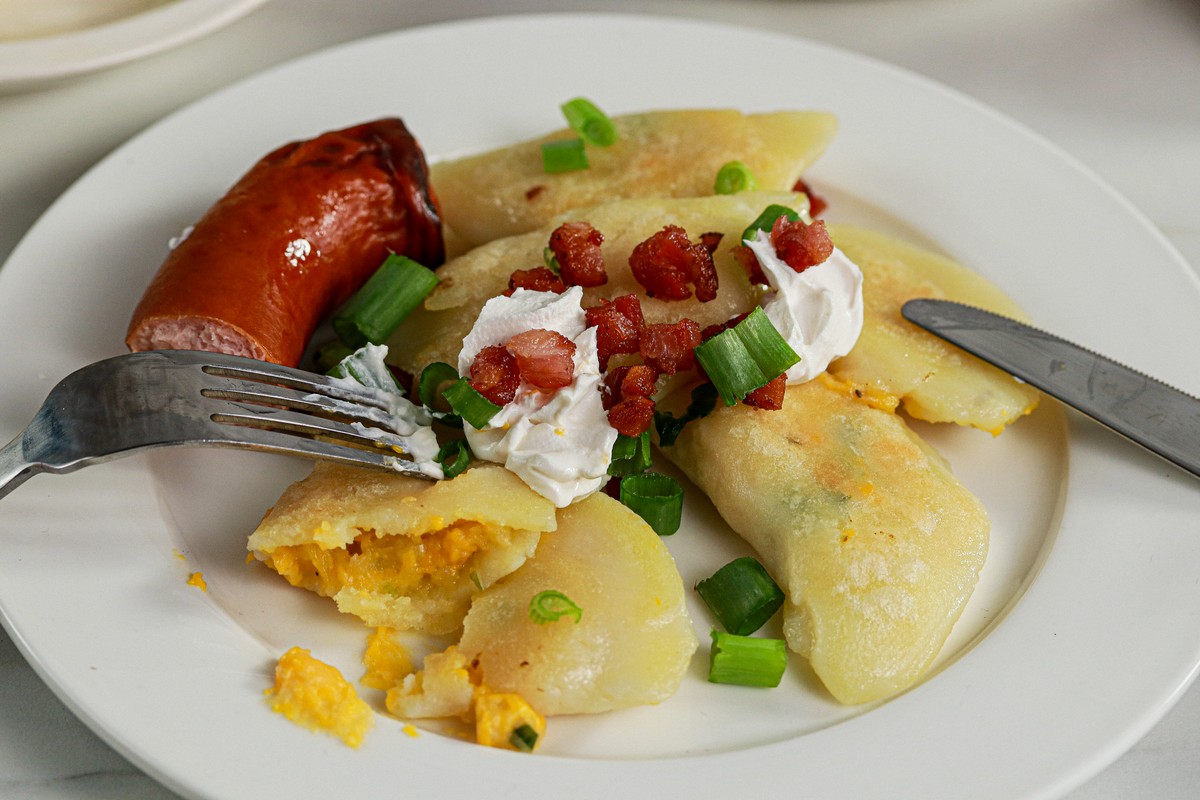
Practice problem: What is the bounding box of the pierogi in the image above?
[431,109,837,248]
[827,225,1038,433]
[389,492,697,718]
[659,378,988,704]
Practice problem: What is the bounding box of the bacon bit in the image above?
[700,313,749,342]
[600,366,627,410]
[640,318,701,374]
[698,231,724,254]
[620,363,659,398]
[601,364,658,436]
[387,364,415,397]
[469,345,520,405]
[506,328,577,391]
[608,396,656,437]
[602,476,623,499]
[743,374,787,409]
[771,216,834,273]
[504,266,566,296]
[548,221,607,287]
[628,225,719,302]
[601,364,658,409]
[585,293,644,370]
[731,244,766,285]
[791,177,828,217]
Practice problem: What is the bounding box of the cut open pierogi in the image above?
[248,463,556,635]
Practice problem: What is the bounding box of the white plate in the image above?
[2,13,1199,800]
[0,0,270,88]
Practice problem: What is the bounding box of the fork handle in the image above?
[0,432,37,501]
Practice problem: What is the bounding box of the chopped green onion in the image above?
[741,203,802,243]
[436,439,471,479]
[620,472,684,536]
[542,246,561,274]
[314,339,355,373]
[714,160,759,195]
[608,431,652,477]
[708,630,788,688]
[441,378,501,429]
[541,138,589,173]
[654,382,719,447]
[509,724,540,752]
[417,362,464,428]
[693,308,799,406]
[529,590,582,624]
[695,557,785,635]
[560,97,618,147]
[469,571,484,591]
[327,345,403,393]
[332,254,439,349]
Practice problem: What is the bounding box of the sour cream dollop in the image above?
[324,343,443,479]
[458,286,617,507]
[745,229,865,383]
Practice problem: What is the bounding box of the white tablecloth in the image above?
[1,0,1198,797]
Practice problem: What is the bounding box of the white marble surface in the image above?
[1,0,1198,797]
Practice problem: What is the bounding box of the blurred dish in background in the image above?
[1,0,174,41]
[0,0,270,89]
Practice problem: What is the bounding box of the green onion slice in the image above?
[654,382,719,447]
[714,160,759,195]
[417,362,464,428]
[332,254,439,349]
[314,339,355,374]
[542,245,561,274]
[541,138,589,174]
[441,378,502,429]
[529,590,583,624]
[740,203,802,243]
[608,431,652,477]
[509,724,540,753]
[708,630,788,688]
[560,97,618,147]
[620,472,684,536]
[695,557,785,635]
[327,345,403,394]
[436,439,471,479]
[693,308,799,406]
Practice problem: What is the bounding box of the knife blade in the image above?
[901,298,1200,481]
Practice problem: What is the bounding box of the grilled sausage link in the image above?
[126,117,444,367]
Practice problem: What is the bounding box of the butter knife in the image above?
[901,298,1200,480]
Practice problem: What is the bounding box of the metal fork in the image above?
[0,349,441,500]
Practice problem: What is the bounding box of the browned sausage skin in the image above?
[125,117,444,367]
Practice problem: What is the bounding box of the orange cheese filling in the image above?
[260,520,494,599]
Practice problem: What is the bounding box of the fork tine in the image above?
[199,380,407,433]
[202,422,428,475]
[205,399,413,451]
[196,354,397,412]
